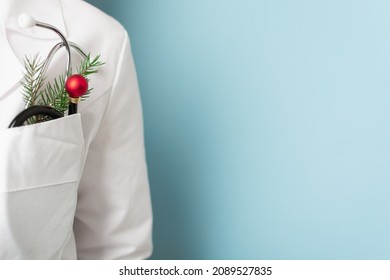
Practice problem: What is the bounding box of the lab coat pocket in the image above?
[0,114,85,259]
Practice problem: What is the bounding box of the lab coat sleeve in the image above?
[73,32,153,260]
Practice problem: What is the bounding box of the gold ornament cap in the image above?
[69,97,81,104]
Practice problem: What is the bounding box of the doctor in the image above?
[0,0,153,259]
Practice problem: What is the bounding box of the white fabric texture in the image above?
[0,0,153,259]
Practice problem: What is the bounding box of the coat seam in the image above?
[1,179,79,194]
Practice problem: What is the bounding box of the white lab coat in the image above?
[0,0,153,259]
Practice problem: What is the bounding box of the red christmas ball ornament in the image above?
[65,74,88,98]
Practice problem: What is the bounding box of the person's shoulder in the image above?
[59,0,131,101]
[61,0,127,44]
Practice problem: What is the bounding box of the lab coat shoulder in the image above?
[60,1,153,259]
[61,0,126,45]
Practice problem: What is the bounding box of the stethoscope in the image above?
[8,14,89,128]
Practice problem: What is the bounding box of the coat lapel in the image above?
[0,0,67,97]
[0,24,22,99]
[1,0,67,39]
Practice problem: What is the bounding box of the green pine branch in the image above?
[77,54,105,101]
[22,53,104,116]
[21,55,45,108]
[40,75,68,113]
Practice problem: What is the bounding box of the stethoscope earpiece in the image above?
[18,14,36,28]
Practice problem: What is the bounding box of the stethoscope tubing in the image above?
[8,105,63,128]
[36,20,72,77]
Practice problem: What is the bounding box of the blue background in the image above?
[86,0,390,259]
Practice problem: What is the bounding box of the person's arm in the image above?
[73,32,153,260]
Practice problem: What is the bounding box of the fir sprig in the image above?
[40,75,68,113]
[21,54,104,118]
[21,54,45,108]
[76,54,105,100]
